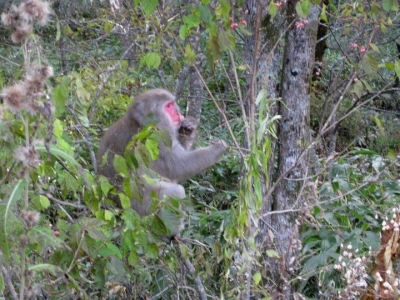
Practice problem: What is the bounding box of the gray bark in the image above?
[187,32,204,122]
[257,3,320,298]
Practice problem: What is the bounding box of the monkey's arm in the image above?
[152,141,227,182]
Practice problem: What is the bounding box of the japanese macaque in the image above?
[97,88,227,234]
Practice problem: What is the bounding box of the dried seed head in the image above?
[20,234,29,247]
[1,5,22,26]
[20,210,40,227]
[26,65,53,83]
[11,23,33,43]
[1,84,27,112]
[1,13,13,26]
[21,0,51,26]
[15,145,40,167]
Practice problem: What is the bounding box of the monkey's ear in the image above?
[130,101,145,124]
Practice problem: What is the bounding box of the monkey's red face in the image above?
[164,100,183,127]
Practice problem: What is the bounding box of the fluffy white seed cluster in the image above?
[382,207,400,231]
[1,0,51,43]
[335,244,369,298]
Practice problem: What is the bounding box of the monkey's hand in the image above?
[179,116,197,136]
[213,140,229,152]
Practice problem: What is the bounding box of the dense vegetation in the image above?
[0,0,400,299]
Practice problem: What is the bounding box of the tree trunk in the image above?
[257,3,320,298]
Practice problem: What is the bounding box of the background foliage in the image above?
[0,0,400,299]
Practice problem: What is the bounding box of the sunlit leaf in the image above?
[104,210,113,221]
[296,0,311,19]
[113,155,128,175]
[104,21,114,33]
[253,272,262,285]
[179,24,188,40]
[395,60,400,81]
[36,144,79,166]
[140,52,161,69]
[266,249,280,258]
[268,1,278,19]
[51,76,69,117]
[141,0,158,15]
[184,44,196,65]
[119,193,131,209]
[39,195,50,209]
[320,4,328,23]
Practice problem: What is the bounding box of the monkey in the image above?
[97,88,227,234]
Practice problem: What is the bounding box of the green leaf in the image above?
[105,242,122,259]
[266,249,280,258]
[184,44,196,65]
[141,0,158,15]
[179,24,188,40]
[268,2,278,19]
[30,226,66,248]
[104,210,113,221]
[104,21,114,33]
[81,218,107,241]
[128,250,139,266]
[218,29,230,51]
[151,215,168,236]
[144,242,159,259]
[99,176,113,196]
[145,137,159,160]
[39,195,50,209]
[56,20,61,41]
[361,54,378,75]
[320,4,328,23]
[253,272,262,285]
[158,208,181,233]
[369,43,380,53]
[51,76,69,117]
[113,155,128,176]
[29,263,61,275]
[75,77,90,102]
[353,80,363,98]
[140,52,161,69]
[215,0,230,20]
[382,0,393,12]
[119,193,131,209]
[199,5,212,24]
[0,272,4,293]
[1,180,25,262]
[179,243,188,258]
[53,119,64,138]
[36,144,79,166]
[395,60,400,81]
[183,13,201,29]
[296,0,311,19]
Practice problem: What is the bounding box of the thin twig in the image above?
[1,264,19,300]
[176,242,207,300]
[39,190,87,209]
